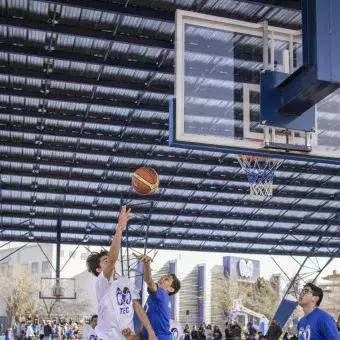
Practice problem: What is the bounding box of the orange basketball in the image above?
[132,167,159,195]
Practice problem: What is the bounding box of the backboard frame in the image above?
[170,10,340,165]
[39,277,77,300]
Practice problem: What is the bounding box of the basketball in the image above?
[132,167,159,195]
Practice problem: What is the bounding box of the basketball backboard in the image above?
[39,277,76,300]
[170,10,340,164]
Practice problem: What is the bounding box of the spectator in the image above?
[5,329,11,340]
[212,325,222,340]
[206,324,213,340]
[266,320,282,340]
[247,323,257,336]
[183,325,190,340]
[39,321,46,340]
[191,326,199,340]
[283,332,289,340]
[44,321,53,340]
[198,324,205,340]
[12,323,19,340]
[55,323,62,340]
[26,322,34,340]
[231,323,242,340]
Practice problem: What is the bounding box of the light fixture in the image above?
[28,232,34,240]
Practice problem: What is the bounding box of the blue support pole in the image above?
[119,195,154,333]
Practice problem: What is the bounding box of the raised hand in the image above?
[133,253,152,264]
[118,205,134,231]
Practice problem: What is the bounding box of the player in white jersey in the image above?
[82,315,98,340]
[86,206,156,340]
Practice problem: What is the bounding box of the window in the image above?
[31,262,39,274]
[69,251,76,259]
[61,250,64,257]
[81,253,87,260]
[42,261,49,274]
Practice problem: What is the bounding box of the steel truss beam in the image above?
[1,216,339,238]
[0,89,167,112]
[0,235,335,257]
[0,18,173,50]
[2,141,340,186]
[0,69,173,96]
[0,223,338,249]
[0,201,340,227]
[1,183,340,215]
[0,109,167,131]
[1,167,340,203]
[0,45,174,74]
[238,0,301,10]
[35,0,175,22]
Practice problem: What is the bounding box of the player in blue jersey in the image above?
[133,253,181,340]
[298,283,339,340]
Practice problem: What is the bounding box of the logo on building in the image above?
[238,259,253,278]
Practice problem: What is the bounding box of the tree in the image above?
[243,277,280,319]
[0,265,38,323]
[211,274,280,321]
[212,273,252,320]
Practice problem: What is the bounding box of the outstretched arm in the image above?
[103,206,133,280]
[132,300,157,340]
[133,253,157,293]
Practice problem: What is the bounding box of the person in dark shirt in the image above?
[198,324,205,340]
[44,321,53,340]
[191,326,198,340]
[212,326,222,340]
[266,320,282,340]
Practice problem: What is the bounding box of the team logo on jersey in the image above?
[116,287,132,314]
[89,335,97,340]
[171,328,179,340]
[298,325,311,340]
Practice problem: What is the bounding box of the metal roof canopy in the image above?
[1,0,339,257]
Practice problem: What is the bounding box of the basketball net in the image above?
[237,155,283,196]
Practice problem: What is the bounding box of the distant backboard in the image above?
[170,10,340,164]
[39,277,76,300]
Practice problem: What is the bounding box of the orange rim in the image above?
[238,154,268,162]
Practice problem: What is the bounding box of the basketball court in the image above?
[0,0,339,331]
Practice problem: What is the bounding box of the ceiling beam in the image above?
[0,69,173,96]
[0,18,173,50]
[33,0,175,22]
[0,89,167,113]
[0,44,174,75]
[0,201,338,226]
[0,225,335,248]
[0,108,167,131]
[0,215,336,238]
[1,184,338,214]
[1,167,339,203]
[238,0,301,11]
[1,149,340,191]
[0,236,333,257]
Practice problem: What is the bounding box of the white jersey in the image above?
[95,272,140,340]
[170,320,183,340]
[82,326,97,340]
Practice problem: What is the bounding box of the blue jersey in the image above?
[298,308,339,340]
[143,285,172,340]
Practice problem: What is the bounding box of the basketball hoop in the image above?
[237,154,283,196]
[52,285,65,300]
